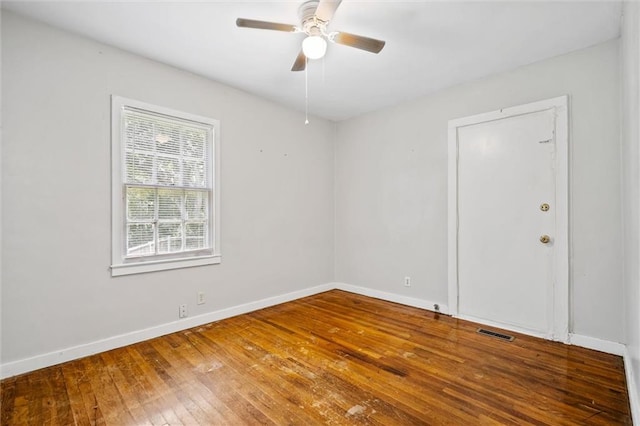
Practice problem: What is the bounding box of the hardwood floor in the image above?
[1,290,632,425]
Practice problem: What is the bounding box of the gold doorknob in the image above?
[540,203,550,212]
[540,235,550,244]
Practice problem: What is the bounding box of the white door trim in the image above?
[447,96,569,342]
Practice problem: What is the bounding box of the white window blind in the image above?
[123,108,212,258]
[111,96,220,276]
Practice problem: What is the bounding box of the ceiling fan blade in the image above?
[314,0,342,22]
[236,18,297,32]
[333,32,386,54]
[291,50,306,72]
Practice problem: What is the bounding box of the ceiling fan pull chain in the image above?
[322,55,325,83]
[305,56,309,125]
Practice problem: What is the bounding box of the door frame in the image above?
[447,96,569,342]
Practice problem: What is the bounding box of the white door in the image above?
[448,97,568,341]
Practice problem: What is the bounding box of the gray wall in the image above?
[1,11,336,365]
[622,1,640,418]
[335,40,623,343]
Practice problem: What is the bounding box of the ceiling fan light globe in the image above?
[302,35,327,60]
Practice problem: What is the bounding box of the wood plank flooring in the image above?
[1,290,632,425]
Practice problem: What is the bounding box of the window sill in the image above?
[111,254,221,277]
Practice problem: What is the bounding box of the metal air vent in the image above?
[477,328,514,342]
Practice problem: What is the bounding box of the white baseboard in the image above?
[332,282,449,314]
[1,281,628,381]
[625,347,640,426]
[568,333,625,356]
[335,282,625,358]
[0,283,334,379]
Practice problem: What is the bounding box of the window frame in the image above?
[111,96,221,276]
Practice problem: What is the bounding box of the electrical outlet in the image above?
[179,304,187,318]
[404,276,411,287]
[197,292,205,305]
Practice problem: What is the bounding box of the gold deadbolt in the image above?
[540,235,551,244]
[540,203,550,212]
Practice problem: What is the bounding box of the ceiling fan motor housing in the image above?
[299,1,320,22]
[299,0,325,36]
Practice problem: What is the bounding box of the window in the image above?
[111,96,220,276]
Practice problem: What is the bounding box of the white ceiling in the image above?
[3,1,622,121]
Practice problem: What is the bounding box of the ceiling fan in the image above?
[236,0,386,72]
